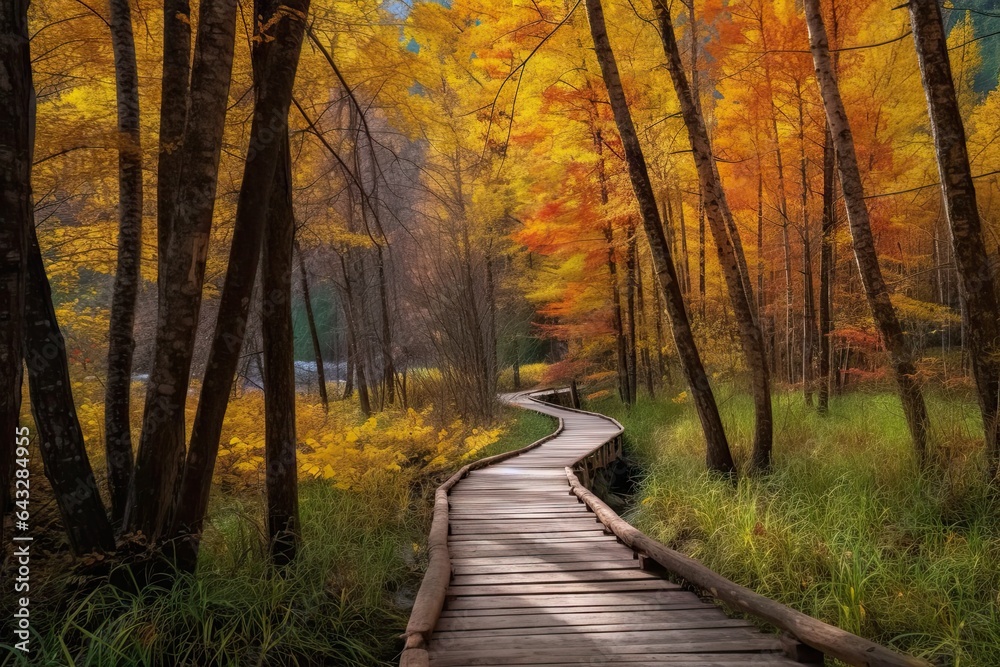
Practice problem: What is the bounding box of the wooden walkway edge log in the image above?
[400,389,931,667]
[400,409,567,667]
[565,466,931,667]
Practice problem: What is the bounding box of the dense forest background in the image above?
[4,0,1000,664]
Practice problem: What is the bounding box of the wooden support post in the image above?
[639,554,668,576]
[570,379,581,408]
[781,634,825,664]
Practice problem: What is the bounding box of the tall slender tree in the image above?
[0,0,31,548]
[125,0,241,541]
[105,0,144,526]
[263,135,300,567]
[805,0,930,460]
[818,125,835,414]
[157,0,191,301]
[169,0,311,569]
[909,0,1000,477]
[296,241,329,410]
[653,0,774,471]
[584,0,735,474]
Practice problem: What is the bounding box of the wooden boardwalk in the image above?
[424,393,804,666]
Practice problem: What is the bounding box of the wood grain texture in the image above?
[403,391,926,667]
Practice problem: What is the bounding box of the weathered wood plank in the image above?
[438,602,712,617]
[430,617,754,639]
[449,569,659,586]
[445,579,679,596]
[434,608,730,631]
[426,651,796,667]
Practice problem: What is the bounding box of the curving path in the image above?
[425,392,802,666]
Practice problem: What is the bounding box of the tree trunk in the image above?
[625,225,639,402]
[105,0,144,527]
[605,224,631,404]
[697,200,706,318]
[584,0,735,474]
[805,0,930,461]
[512,341,521,389]
[297,242,328,410]
[125,0,240,541]
[654,0,773,472]
[0,0,31,549]
[377,246,396,406]
[651,261,666,380]
[485,250,499,398]
[637,249,655,396]
[25,223,116,555]
[909,0,1000,477]
[756,11,793,384]
[797,80,817,407]
[157,0,191,301]
[262,134,300,568]
[677,190,690,295]
[818,125,835,415]
[344,258,371,416]
[166,0,310,568]
[756,164,768,363]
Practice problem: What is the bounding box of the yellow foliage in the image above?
[211,394,504,492]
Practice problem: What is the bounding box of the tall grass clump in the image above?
[596,389,1000,666]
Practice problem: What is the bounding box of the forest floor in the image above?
[1,403,555,667]
[596,387,1000,666]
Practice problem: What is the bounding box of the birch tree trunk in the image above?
[584,0,735,474]
[0,0,31,550]
[909,0,1000,477]
[125,0,240,542]
[105,0,144,527]
[654,0,773,471]
[805,0,930,460]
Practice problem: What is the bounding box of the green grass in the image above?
[594,388,1000,666]
[0,404,556,667]
[477,405,557,459]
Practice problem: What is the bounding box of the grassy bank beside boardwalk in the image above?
[595,388,1000,666]
[1,405,556,667]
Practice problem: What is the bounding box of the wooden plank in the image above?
[450,553,636,565]
[430,635,784,667]
[438,601,716,618]
[445,579,679,596]
[446,533,612,544]
[434,608,728,631]
[449,569,660,586]
[427,651,795,667]
[430,618,754,639]
[430,628,775,650]
[443,590,691,610]
[449,520,601,534]
[453,559,640,575]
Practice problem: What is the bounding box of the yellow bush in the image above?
[215,394,504,492]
